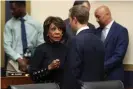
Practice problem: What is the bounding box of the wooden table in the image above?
[1,76,33,89]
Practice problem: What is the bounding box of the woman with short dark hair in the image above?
[29,16,67,85]
[43,16,66,43]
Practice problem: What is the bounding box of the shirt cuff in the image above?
[13,54,23,61]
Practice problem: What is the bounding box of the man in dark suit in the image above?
[95,5,129,82]
[61,5,105,89]
[64,0,95,44]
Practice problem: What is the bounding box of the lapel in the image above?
[104,21,117,46]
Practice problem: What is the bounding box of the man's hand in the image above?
[48,59,60,70]
[17,58,28,72]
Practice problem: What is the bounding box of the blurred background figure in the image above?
[4,1,44,74]
[95,5,129,82]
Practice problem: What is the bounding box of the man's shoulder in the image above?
[75,30,92,42]
[6,17,14,23]
[112,22,128,34]
[5,17,15,27]
[27,15,41,25]
[74,31,102,49]
[114,22,127,29]
[78,30,101,40]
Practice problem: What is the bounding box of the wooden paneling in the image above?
[1,76,33,89]
[124,64,133,71]
[1,1,5,67]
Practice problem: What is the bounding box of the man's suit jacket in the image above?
[95,21,129,81]
[62,29,105,89]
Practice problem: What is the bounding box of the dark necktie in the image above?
[20,18,28,54]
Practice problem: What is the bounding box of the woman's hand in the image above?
[48,59,60,70]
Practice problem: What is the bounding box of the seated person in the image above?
[29,16,67,85]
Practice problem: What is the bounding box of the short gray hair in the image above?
[69,5,89,24]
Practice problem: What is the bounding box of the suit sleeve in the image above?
[67,37,83,78]
[104,28,129,71]
[61,38,83,89]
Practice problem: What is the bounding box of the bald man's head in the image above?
[95,5,112,27]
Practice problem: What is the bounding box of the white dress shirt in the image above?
[101,20,114,42]
[4,14,44,60]
[76,26,89,35]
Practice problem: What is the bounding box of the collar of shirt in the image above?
[105,20,114,30]
[22,13,29,21]
[102,20,114,38]
[76,26,89,35]
[13,13,29,21]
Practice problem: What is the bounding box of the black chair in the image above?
[82,80,124,89]
[8,80,124,89]
[8,83,60,89]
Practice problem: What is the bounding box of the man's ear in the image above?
[73,17,77,24]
